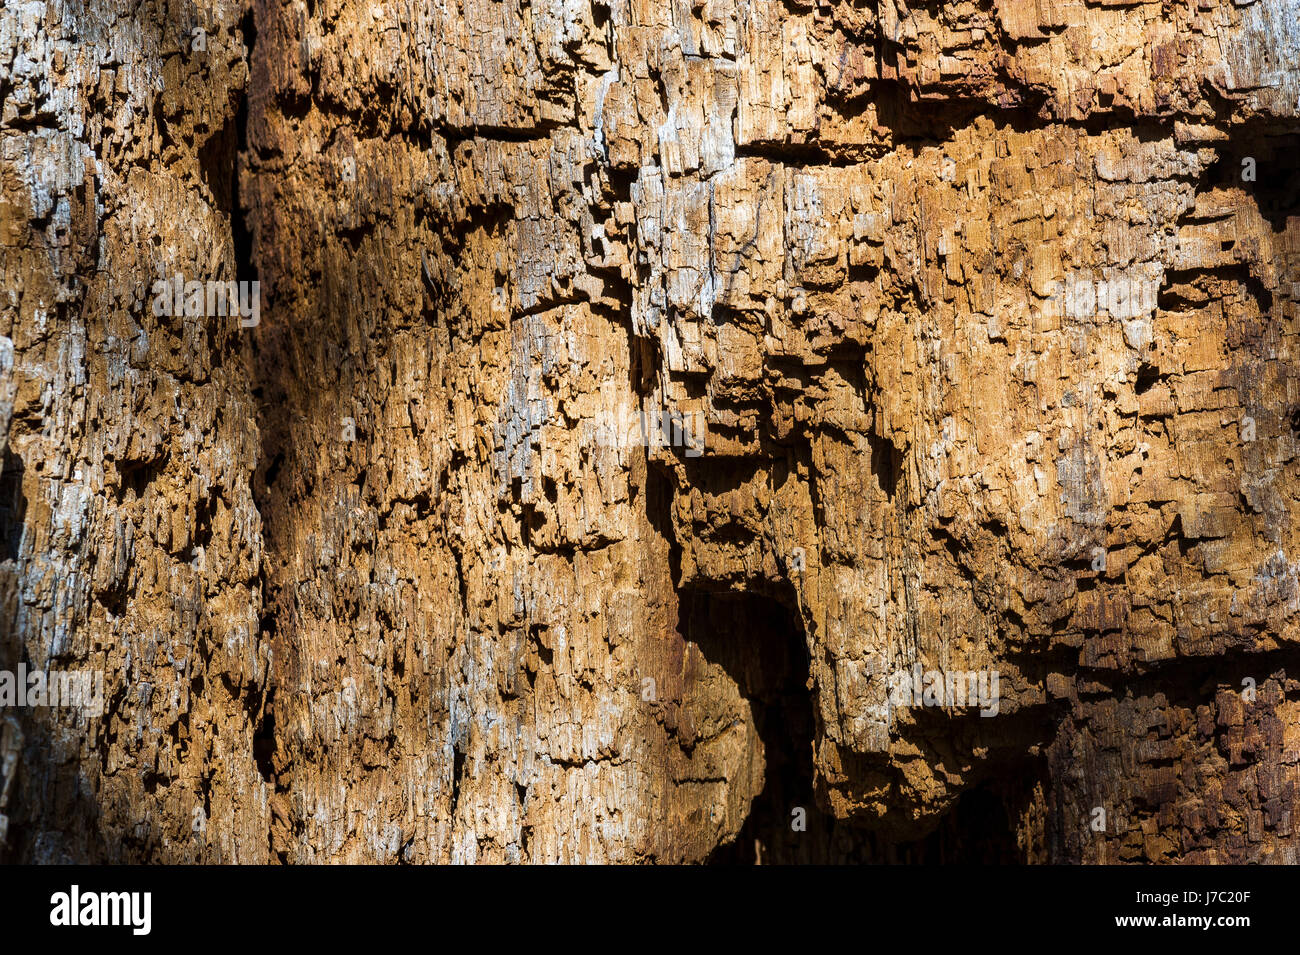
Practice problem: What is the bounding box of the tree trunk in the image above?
[2,0,1298,863]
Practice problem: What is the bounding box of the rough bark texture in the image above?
[2,0,1299,863]
[1,1,268,862]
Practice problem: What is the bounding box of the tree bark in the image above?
[2,0,1298,863]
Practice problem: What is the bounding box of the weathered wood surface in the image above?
[1,0,1298,862]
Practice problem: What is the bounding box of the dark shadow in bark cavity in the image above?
[683,588,1031,864]
[904,783,1023,864]
[0,449,27,562]
[680,589,876,863]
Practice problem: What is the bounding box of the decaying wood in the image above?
[1,0,1298,862]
